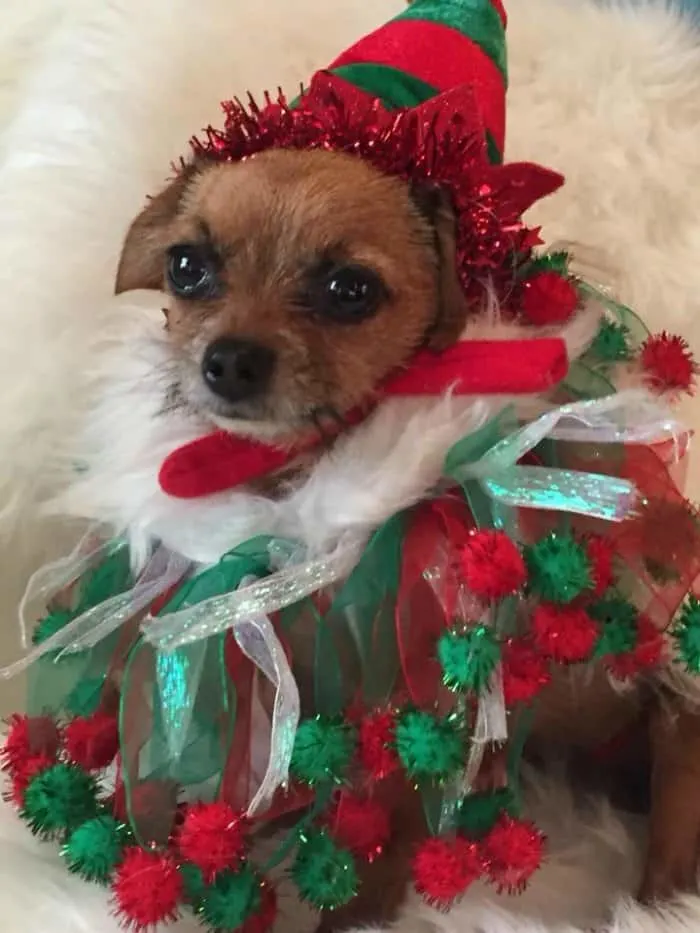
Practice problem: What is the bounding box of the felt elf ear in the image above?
[410,182,470,350]
[115,163,199,295]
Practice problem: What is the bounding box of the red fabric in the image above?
[329,18,505,152]
[159,338,568,499]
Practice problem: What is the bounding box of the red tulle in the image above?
[460,530,527,601]
[64,713,119,771]
[606,615,664,681]
[520,272,578,326]
[501,638,552,706]
[358,711,400,780]
[328,792,391,861]
[531,603,599,663]
[413,836,483,906]
[240,883,278,933]
[482,816,544,893]
[113,848,183,930]
[584,535,615,597]
[178,802,248,881]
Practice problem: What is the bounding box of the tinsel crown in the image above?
[190,72,564,310]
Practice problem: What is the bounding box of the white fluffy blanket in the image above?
[1,0,700,930]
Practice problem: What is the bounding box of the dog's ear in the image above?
[410,182,469,350]
[115,165,198,295]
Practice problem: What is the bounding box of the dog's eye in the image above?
[312,265,385,323]
[166,244,218,299]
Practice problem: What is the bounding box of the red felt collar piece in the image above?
[159,337,568,499]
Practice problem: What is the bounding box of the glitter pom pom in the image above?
[358,710,400,780]
[64,815,124,883]
[482,815,544,892]
[113,848,183,929]
[437,625,501,692]
[395,710,464,780]
[292,830,358,910]
[22,763,98,837]
[460,530,526,601]
[525,533,591,604]
[412,836,483,906]
[641,331,697,395]
[328,792,391,861]
[64,713,119,771]
[501,637,551,706]
[178,802,248,881]
[290,716,356,786]
[531,603,599,664]
[520,272,578,325]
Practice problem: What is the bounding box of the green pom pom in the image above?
[199,865,261,931]
[437,626,501,692]
[63,815,124,882]
[590,319,632,363]
[523,250,570,276]
[180,863,206,906]
[65,678,105,717]
[525,533,591,604]
[22,763,98,837]
[290,717,356,785]
[673,595,700,673]
[32,609,73,647]
[292,831,357,910]
[395,710,464,780]
[590,596,638,657]
[458,788,517,839]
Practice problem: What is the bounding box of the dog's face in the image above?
[116,148,468,437]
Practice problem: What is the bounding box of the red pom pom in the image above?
[64,713,119,771]
[641,332,697,395]
[501,638,551,706]
[413,836,483,906]
[113,848,183,929]
[606,615,664,681]
[1,715,60,776]
[584,535,615,596]
[520,272,579,326]
[328,793,391,861]
[358,711,399,780]
[531,603,599,663]
[5,754,54,808]
[461,531,526,601]
[482,815,545,892]
[178,802,248,880]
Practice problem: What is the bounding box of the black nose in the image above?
[201,338,276,403]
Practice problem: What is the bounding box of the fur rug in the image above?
[1,0,700,930]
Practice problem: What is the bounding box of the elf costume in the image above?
[3,1,700,930]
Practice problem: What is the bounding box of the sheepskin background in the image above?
[0,1,699,930]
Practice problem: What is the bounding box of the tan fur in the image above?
[116,149,468,437]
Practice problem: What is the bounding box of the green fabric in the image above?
[398,0,508,83]
[329,63,438,110]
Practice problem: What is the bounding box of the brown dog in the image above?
[115,150,700,925]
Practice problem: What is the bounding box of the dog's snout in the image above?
[201,337,275,403]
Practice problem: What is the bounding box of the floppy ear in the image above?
[115,165,198,295]
[410,183,469,350]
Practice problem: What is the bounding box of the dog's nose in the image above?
[201,338,275,403]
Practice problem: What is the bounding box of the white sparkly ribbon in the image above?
[453,389,683,520]
[225,578,300,817]
[18,523,112,649]
[1,546,191,679]
[143,541,362,653]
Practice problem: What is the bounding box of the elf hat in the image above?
[325,0,508,162]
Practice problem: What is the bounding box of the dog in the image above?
[98,146,700,926]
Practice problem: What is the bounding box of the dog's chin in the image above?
[208,409,297,441]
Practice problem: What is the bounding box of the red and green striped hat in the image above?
[327,0,508,163]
